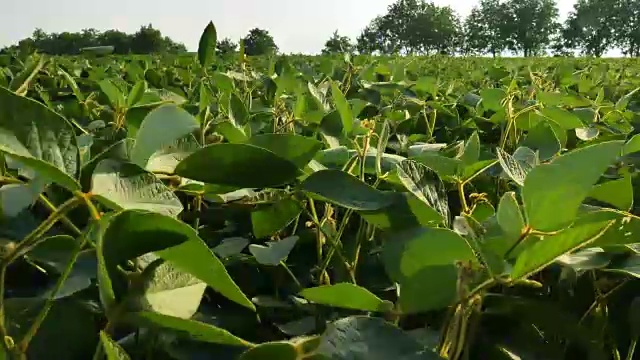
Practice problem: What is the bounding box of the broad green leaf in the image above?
[130,255,206,319]
[523,141,623,232]
[398,264,459,313]
[589,176,633,211]
[134,311,253,348]
[98,79,126,109]
[229,92,249,126]
[316,316,441,359]
[100,331,131,360]
[175,143,300,188]
[497,192,525,241]
[299,283,393,312]
[360,192,444,231]
[215,120,248,143]
[213,237,249,258]
[331,81,353,134]
[555,248,612,272]
[459,131,480,165]
[251,198,302,239]
[480,88,506,112]
[616,87,640,111]
[249,236,299,266]
[411,153,462,180]
[300,169,394,211]
[521,121,561,161]
[240,341,298,360]
[130,104,199,168]
[496,148,528,186]
[0,86,80,191]
[382,227,477,283]
[539,106,584,130]
[604,255,640,278]
[91,159,183,217]
[625,133,640,155]
[101,210,254,311]
[198,21,217,68]
[145,134,200,174]
[0,179,45,218]
[396,160,449,226]
[511,213,615,280]
[126,80,147,108]
[247,134,323,169]
[58,67,84,101]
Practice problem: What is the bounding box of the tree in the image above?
[216,38,238,56]
[504,0,560,56]
[356,0,461,55]
[1,25,187,55]
[561,0,617,57]
[464,0,511,56]
[322,31,354,54]
[242,28,278,56]
[614,0,640,56]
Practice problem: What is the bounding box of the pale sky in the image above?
[2,0,577,54]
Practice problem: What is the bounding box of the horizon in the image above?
[2,0,580,55]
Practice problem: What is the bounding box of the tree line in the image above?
[3,0,640,57]
[326,0,640,57]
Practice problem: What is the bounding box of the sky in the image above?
[1,0,578,54]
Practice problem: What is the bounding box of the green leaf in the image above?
[521,121,561,161]
[131,104,199,168]
[383,227,477,283]
[247,134,323,169]
[539,106,584,130]
[134,311,253,348]
[215,120,248,143]
[589,176,633,211]
[331,81,353,134]
[175,143,300,188]
[229,92,249,126]
[100,331,131,360]
[396,160,449,226]
[511,213,615,280]
[100,210,255,311]
[198,21,217,68]
[240,342,298,360]
[398,264,459,313]
[0,179,45,218]
[459,131,480,165]
[251,198,302,239]
[0,86,80,191]
[616,87,640,111]
[480,88,505,112]
[91,159,183,217]
[249,236,299,266]
[300,169,394,211]
[376,120,390,176]
[360,192,444,231]
[316,316,441,359]
[213,237,249,258]
[299,283,393,312]
[497,192,525,242]
[130,255,206,318]
[98,79,126,109]
[127,80,147,108]
[523,141,623,232]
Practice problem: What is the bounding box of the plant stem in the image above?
[17,229,89,352]
[0,195,83,346]
[626,338,637,360]
[280,262,301,290]
[38,194,82,236]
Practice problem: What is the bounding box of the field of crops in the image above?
[3,22,640,360]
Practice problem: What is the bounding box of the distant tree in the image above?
[322,30,354,54]
[98,30,131,54]
[242,28,278,56]
[216,38,238,56]
[504,0,560,56]
[464,0,511,56]
[355,0,461,55]
[1,25,186,55]
[562,0,617,57]
[614,0,640,56]
[130,24,164,53]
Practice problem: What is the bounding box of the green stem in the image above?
[18,230,89,352]
[626,338,637,360]
[0,195,83,344]
[280,262,301,290]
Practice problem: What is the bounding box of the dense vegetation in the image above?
[3,19,640,360]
